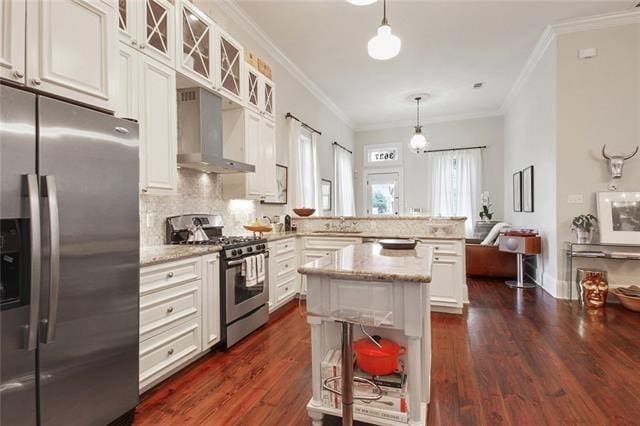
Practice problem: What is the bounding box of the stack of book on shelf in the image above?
[321,349,409,423]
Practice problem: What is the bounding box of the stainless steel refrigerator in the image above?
[1,84,140,425]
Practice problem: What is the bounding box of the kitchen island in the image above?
[299,242,433,426]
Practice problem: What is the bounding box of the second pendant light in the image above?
[367,0,401,60]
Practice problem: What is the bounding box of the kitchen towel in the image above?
[256,253,266,284]
[244,255,258,287]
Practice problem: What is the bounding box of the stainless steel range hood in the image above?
[177,87,255,174]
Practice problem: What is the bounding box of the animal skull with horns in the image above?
[601,145,638,179]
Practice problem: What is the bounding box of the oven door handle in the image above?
[226,252,269,267]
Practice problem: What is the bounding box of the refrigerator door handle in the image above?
[25,174,42,350]
[41,175,60,343]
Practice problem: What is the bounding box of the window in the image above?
[366,172,400,215]
[298,130,317,208]
[426,149,482,236]
[364,143,402,167]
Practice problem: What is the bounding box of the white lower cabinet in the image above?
[268,237,299,312]
[299,236,363,295]
[201,254,221,349]
[139,253,220,393]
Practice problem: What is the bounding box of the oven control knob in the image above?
[237,249,243,255]
[231,249,237,256]
[247,247,253,253]
[257,244,264,250]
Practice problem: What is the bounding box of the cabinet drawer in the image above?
[140,257,201,295]
[140,280,201,341]
[303,237,361,251]
[419,240,463,256]
[139,318,201,390]
[274,254,296,278]
[275,274,297,303]
[273,238,295,256]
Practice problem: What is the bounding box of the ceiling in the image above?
[235,0,634,129]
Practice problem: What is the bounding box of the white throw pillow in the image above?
[481,222,510,246]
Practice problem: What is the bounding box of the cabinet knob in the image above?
[139,43,146,49]
[166,306,174,313]
[435,257,440,261]
[141,188,148,193]
[13,70,24,79]
[284,264,288,268]
[167,348,174,355]
[131,39,137,46]
[31,78,42,86]
[166,272,174,278]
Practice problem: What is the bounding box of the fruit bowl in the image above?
[293,208,316,217]
[612,288,640,312]
[243,224,273,233]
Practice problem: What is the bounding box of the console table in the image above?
[563,241,640,300]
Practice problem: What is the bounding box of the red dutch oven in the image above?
[353,335,404,376]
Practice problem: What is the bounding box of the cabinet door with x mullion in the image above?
[140,0,175,67]
[216,26,244,105]
[175,0,214,88]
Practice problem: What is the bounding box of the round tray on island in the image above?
[378,239,418,250]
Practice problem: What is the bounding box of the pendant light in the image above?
[367,0,401,60]
[347,0,377,5]
[409,97,428,154]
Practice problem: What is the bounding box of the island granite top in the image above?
[297,242,433,284]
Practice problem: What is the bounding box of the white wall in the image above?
[196,1,355,219]
[354,116,505,218]
[503,40,558,294]
[555,23,640,296]
[504,21,640,298]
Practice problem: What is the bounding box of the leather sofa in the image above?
[465,239,517,278]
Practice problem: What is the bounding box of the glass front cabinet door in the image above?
[118,0,138,46]
[246,65,260,112]
[175,0,214,87]
[141,0,175,66]
[216,28,244,104]
[263,78,275,120]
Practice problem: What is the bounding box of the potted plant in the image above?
[571,214,598,243]
[479,191,493,222]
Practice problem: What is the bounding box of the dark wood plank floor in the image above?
[134,278,640,425]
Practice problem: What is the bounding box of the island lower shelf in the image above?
[306,400,428,426]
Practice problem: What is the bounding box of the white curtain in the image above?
[426,149,482,236]
[289,116,319,211]
[334,145,355,216]
[288,118,304,208]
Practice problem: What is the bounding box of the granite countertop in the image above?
[297,242,433,284]
[265,231,463,240]
[141,245,222,267]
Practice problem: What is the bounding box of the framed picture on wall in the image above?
[522,165,534,212]
[262,164,287,204]
[596,191,640,244]
[513,171,522,212]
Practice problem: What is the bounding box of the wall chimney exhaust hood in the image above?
[177,88,255,174]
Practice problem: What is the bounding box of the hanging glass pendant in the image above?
[367,0,401,60]
[409,97,428,154]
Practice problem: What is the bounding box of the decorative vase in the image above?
[575,228,592,243]
[576,269,608,309]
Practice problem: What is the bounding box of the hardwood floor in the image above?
[134,278,640,425]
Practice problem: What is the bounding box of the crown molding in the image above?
[354,110,504,132]
[216,0,355,129]
[500,9,640,114]
[552,9,640,35]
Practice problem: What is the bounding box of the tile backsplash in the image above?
[140,168,257,246]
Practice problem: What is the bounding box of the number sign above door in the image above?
[364,143,402,167]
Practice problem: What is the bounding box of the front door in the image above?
[366,172,400,215]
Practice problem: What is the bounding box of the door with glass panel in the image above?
[217,28,243,103]
[141,0,174,66]
[366,172,400,215]
[176,0,214,87]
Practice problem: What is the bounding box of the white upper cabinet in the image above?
[139,54,177,193]
[25,0,118,111]
[0,0,26,84]
[118,0,174,67]
[115,43,139,120]
[245,108,263,199]
[245,64,275,121]
[263,78,275,120]
[216,28,244,104]
[259,117,277,199]
[175,0,214,87]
